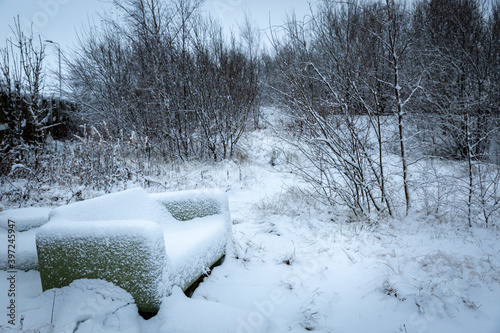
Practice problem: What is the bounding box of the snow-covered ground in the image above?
[1,110,499,332]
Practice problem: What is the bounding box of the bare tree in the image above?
[192,17,260,160]
[363,0,425,216]
[270,1,399,219]
[239,11,262,129]
[68,0,259,162]
[0,17,51,144]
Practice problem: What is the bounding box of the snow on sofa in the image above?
[0,207,51,232]
[36,188,231,314]
[0,207,51,271]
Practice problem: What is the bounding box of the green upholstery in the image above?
[163,199,221,221]
[36,220,165,314]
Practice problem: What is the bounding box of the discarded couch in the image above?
[36,188,232,314]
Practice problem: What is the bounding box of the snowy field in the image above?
[1,111,500,333]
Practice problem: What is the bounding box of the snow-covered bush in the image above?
[36,220,166,313]
[0,125,169,208]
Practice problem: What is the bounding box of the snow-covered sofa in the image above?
[35,188,231,314]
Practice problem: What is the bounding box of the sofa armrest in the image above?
[36,219,166,314]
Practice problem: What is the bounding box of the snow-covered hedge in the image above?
[36,220,166,313]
